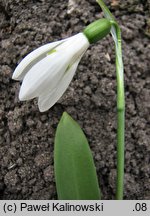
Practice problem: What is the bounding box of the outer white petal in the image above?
[38,57,81,112]
[19,51,71,101]
[56,33,89,66]
[19,33,89,102]
[12,40,65,80]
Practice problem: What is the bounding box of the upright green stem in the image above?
[111,21,125,200]
[116,107,125,199]
[96,0,125,200]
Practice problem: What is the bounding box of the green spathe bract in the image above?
[54,112,101,200]
[83,18,111,44]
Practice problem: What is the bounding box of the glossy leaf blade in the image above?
[54,112,101,200]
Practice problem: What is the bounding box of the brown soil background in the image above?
[0,0,150,200]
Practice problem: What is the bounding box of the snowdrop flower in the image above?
[13,19,111,112]
[13,33,89,112]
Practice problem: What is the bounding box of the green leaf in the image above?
[54,112,101,200]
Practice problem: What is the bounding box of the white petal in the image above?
[56,33,89,65]
[12,40,65,80]
[19,34,89,102]
[19,51,71,101]
[38,57,81,112]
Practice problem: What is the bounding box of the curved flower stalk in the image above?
[13,19,111,112]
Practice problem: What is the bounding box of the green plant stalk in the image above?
[113,22,125,200]
[96,0,125,200]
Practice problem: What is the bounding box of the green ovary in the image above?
[83,18,111,44]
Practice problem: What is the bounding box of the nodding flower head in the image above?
[13,33,89,112]
[13,18,111,112]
